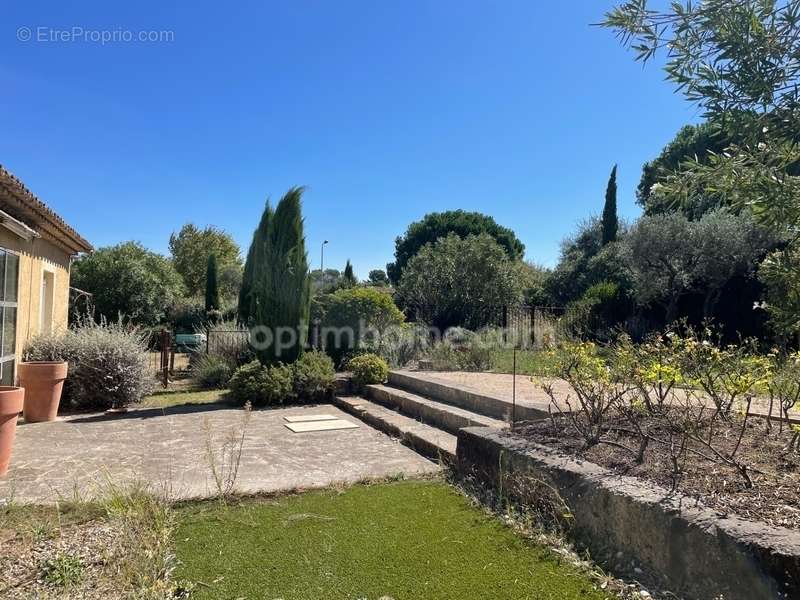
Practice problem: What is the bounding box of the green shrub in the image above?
[347,353,389,389]
[192,354,233,389]
[293,351,336,402]
[229,360,294,406]
[318,287,405,365]
[167,297,207,333]
[368,322,431,368]
[563,281,631,341]
[424,327,502,371]
[24,316,153,411]
[426,339,462,371]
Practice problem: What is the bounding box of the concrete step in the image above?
[388,370,548,422]
[333,396,456,462]
[365,384,508,435]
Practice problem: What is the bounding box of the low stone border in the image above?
[457,426,800,600]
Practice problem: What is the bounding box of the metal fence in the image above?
[205,328,250,356]
[147,329,176,388]
[483,305,568,349]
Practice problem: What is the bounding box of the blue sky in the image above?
[1,1,699,277]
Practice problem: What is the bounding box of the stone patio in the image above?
[402,370,800,422]
[406,371,567,411]
[0,404,439,504]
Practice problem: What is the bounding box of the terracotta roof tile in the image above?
[0,164,93,254]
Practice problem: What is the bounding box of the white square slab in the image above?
[284,414,339,423]
[284,419,360,433]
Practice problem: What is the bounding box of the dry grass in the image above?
[0,483,179,599]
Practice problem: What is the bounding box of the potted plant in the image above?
[19,361,68,422]
[0,386,24,476]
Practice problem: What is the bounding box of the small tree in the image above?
[397,233,523,330]
[343,260,357,287]
[387,210,525,283]
[205,254,221,315]
[693,210,774,318]
[624,210,773,322]
[601,165,618,245]
[310,268,345,293]
[623,213,700,324]
[545,218,632,306]
[367,269,389,286]
[169,223,241,296]
[758,247,800,343]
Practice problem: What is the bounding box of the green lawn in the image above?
[175,481,607,600]
[139,389,231,409]
[490,349,558,376]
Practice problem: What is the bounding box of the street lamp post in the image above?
[320,240,329,278]
[316,240,329,350]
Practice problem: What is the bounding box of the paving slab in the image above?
[0,403,439,504]
[284,419,359,432]
[283,414,339,423]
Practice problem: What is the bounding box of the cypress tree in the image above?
[252,187,310,364]
[343,260,356,287]
[205,253,220,314]
[602,164,618,245]
[238,201,273,325]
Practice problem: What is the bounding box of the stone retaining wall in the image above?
[457,426,800,600]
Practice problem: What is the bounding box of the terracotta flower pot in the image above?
[19,361,68,423]
[0,386,24,476]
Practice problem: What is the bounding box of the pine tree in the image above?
[250,187,310,364]
[205,254,220,314]
[343,260,356,287]
[238,201,273,325]
[602,165,618,245]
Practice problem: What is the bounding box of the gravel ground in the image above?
[0,520,124,599]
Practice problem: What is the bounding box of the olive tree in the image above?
[693,210,775,318]
[624,210,774,322]
[758,247,800,341]
[623,214,699,324]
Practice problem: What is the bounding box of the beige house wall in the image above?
[0,229,71,366]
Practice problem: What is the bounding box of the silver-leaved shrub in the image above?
[24,315,153,411]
